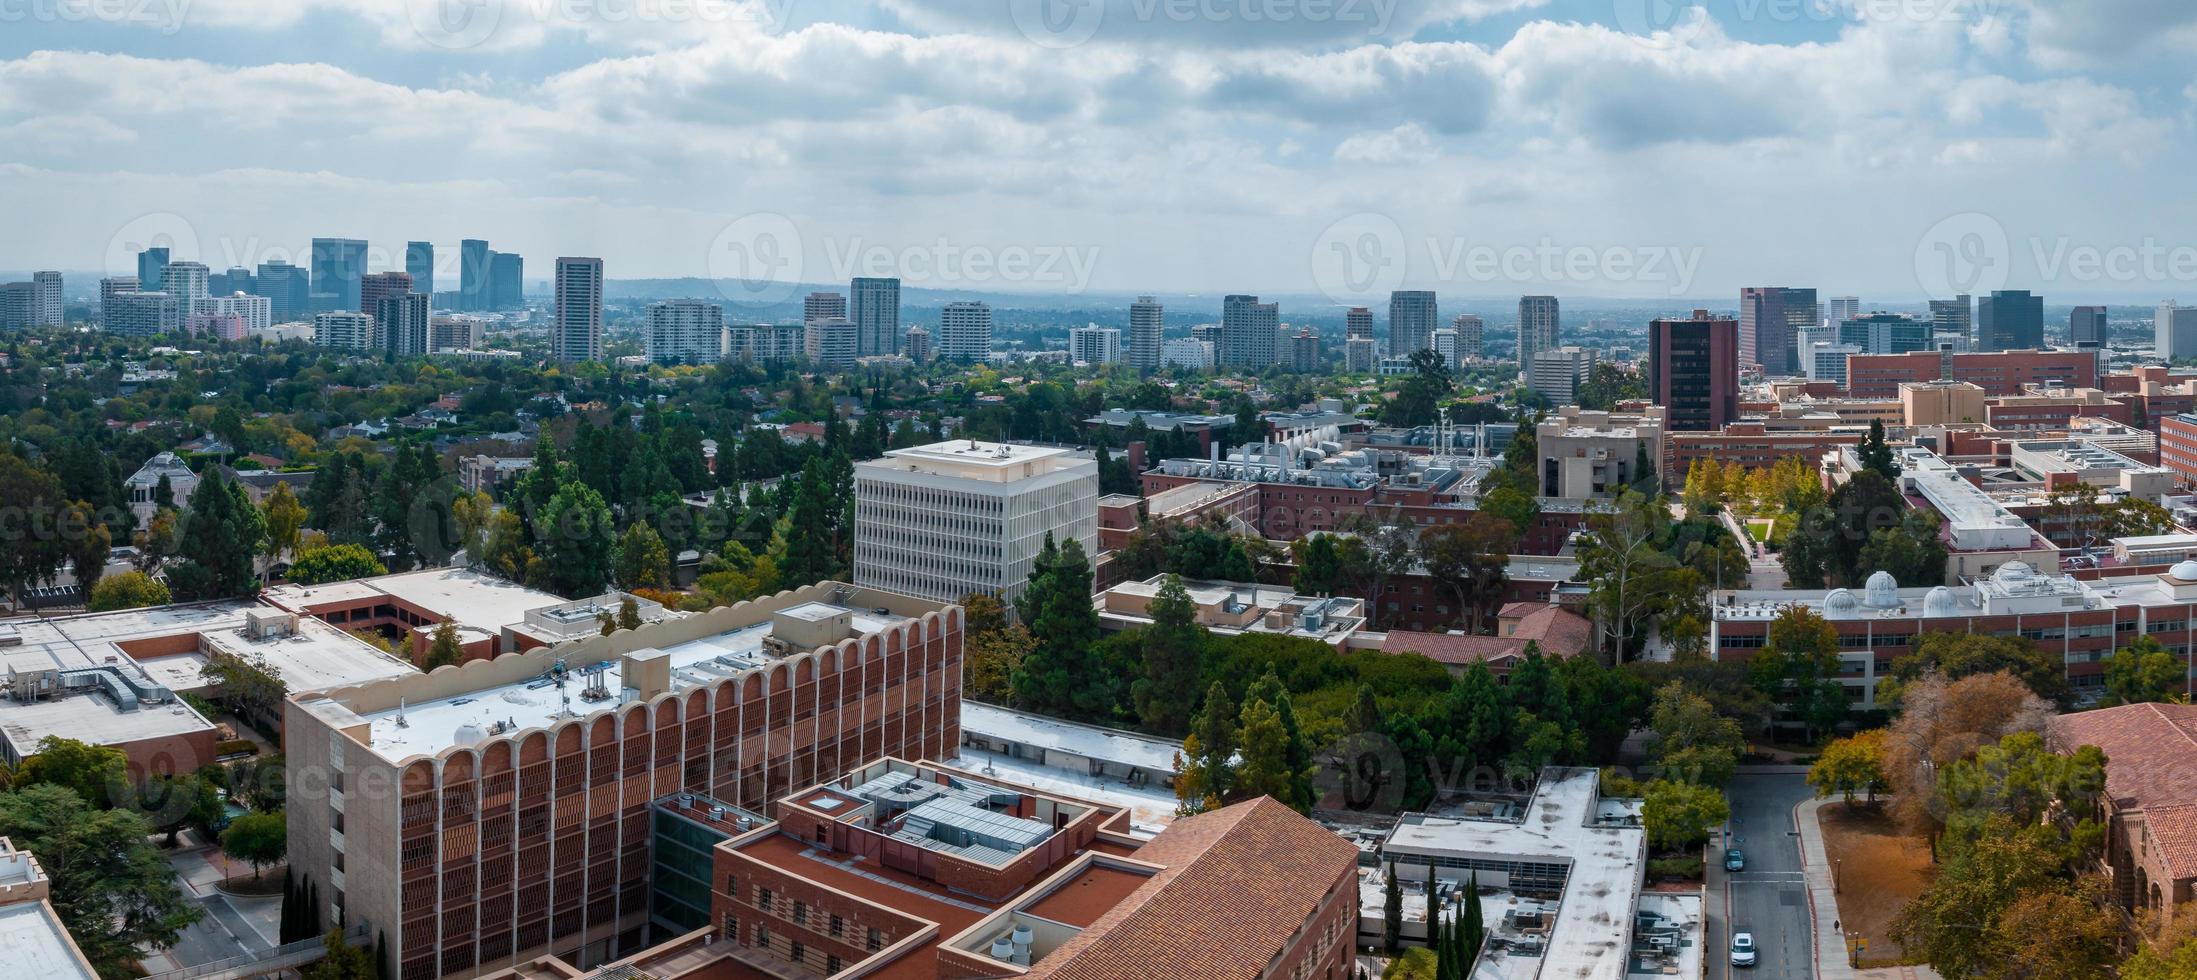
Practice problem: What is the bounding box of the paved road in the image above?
[167,893,268,967]
[1711,772,1816,980]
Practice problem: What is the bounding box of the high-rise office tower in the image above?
[1346,307,1373,340]
[459,239,490,310]
[1387,290,1438,358]
[1739,286,1817,375]
[1070,326,1122,365]
[1528,347,1597,406]
[312,310,376,350]
[1650,310,1739,432]
[253,261,311,323]
[309,238,368,312]
[1517,295,1560,370]
[208,266,252,297]
[428,314,486,353]
[106,291,180,336]
[1290,329,1321,373]
[489,252,523,309]
[99,276,137,324]
[31,271,61,327]
[1432,328,1460,368]
[1127,295,1163,371]
[904,325,933,363]
[646,300,726,365]
[1826,296,1861,327]
[377,292,431,357]
[552,257,604,363]
[359,271,413,318]
[939,301,993,361]
[1929,294,1973,351]
[406,242,435,301]
[854,441,1097,607]
[1837,312,1931,355]
[850,277,901,356]
[1344,336,1377,373]
[1219,294,1279,368]
[1977,289,2043,351]
[805,317,859,369]
[2070,305,2108,347]
[136,247,169,301]
[161,261,209,316]
[804,291,847,325]
[1452,313,1484,361]
[0,283,33,331]
[2158,302,2197,361]
[204,292,272,333]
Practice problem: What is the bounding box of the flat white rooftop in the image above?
[0,901,96,980]
[1384,768,1646,980]
[351,605,909,763]
[960,701,1182,776]
[861,440,1090,484]
[265,566,567,632]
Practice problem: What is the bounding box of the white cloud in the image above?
[1333,122,1435,164]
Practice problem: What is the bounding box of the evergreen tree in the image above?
[533,482,617,597]
[613,521,671,591]
[1382,861,1402,956]
[1859,418,1901,479]
[779,457,840,586]
[1246,670,1315,810]
[425,621,464,669]
[169,470,269,600]
[1461,871,1484,971]
[1130,574,1204,734]
[1010,536,1108,719]
[1187,682,1239,801]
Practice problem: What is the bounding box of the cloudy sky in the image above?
[4,0,2195,304]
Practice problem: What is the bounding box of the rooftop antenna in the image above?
[395,698,408,728]
[551,657,571,717]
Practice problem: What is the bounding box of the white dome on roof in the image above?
[1994,560,2036,583]
[1824,589,1859,614]
[1923,586,1958,618]
[1864,570,1899,608]
[2171,560,2197,582]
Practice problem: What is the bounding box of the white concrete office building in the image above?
[645,299,726,364]
[1070,326,1121,366]
[1128,296,1163,371]
[804,315,858,369]
[939,301,993,361]
[1529,346,1598,406]
[854,440,1099,608]
[161,261,209,316]
[552,257,604,362]
[2158,301,2197,361]
[314,310,377,351]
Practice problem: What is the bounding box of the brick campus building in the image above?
[285,583,963,979]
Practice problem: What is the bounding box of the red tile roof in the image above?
[1020,797,1356,980]
[1382,604,1594,668]
[2048,702,2197,877]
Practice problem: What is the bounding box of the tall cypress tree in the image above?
[1382,861,1402,956]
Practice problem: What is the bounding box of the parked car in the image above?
[1724,847,1746,872]
[1731,932,1757,968]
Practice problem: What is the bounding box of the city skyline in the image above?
[5,4,2197,299]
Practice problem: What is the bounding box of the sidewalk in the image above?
[1795,797,1855,980]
